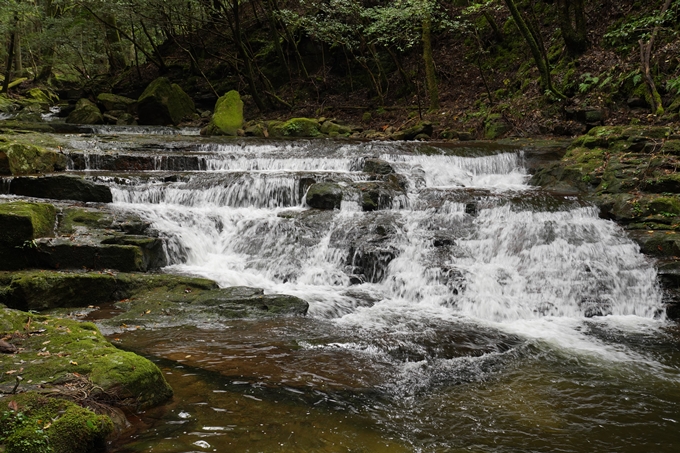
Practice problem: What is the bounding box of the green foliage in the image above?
[603,0,680,51]
[667,76,680,95]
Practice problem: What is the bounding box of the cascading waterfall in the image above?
[61,135,679,453]
[106,142,664,336]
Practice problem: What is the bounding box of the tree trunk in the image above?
[103,14,128,71]
[640,0,672,116]
[556,0,589,57]
[2,12,19,94]
[14,30,22,74]
[422,14,439,110]
[503,0,561,98]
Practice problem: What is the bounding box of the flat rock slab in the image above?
[10,175,113,203]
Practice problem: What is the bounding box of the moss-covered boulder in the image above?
[66,99,103,125]
[363,158,394,175]
[9,175,113,203]
[27,88,58,106]
[0,140,68,175]
[305,182,343,209]
[272,118,321,138]
[96,93,136,113]
[0,308,173,410]
[0,202,56,247]
[202,90,243,136]
[0,392,113,453]
[0,93,17,113]
[137,77,195,126]
[320,120,352,137]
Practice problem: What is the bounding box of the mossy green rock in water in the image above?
[205,90,243,136]
[0,392,113,453]
[66,99,103,125]
[137,77,195,125]
[305,182,343,209]
[0,140,68,175]
[0,308,173,410]
[0,202,56,247]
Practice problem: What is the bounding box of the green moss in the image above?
[281,118,321,137]
[1,392,113,453]
[0,141,68,176]
[649,196,680,216]
[209,90,243,136]
[0,308,172,409]
[0,202,56,247]
[137,77,195,126]
[27,89,58,106]
[57,209,107,235]
[96,93,136,113]
[65,99,103,125]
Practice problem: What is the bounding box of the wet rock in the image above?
[66,98,104,125]
[0,140,68,175]
[32,235,165,272]
[363,158,394,175]
[137,77,195,126]
[10,175,113,203]
[306,182,342,210]
[348,244,398,284]
[96,92,137,113]
[193,287,309,316]
[201,90,243,136]
[356,181,393,211]
[626,231,680,257]
[270,118,321,138]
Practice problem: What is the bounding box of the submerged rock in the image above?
[9,175,113,203]
[137,77,195,126]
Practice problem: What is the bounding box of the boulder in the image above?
[202,90,243,136]
[363,158,394,175]
[320,120,352,136]
[9,175,113,203]
[305,182,343,210]
[28,88,58,106]
[393,121,434,140]
[96,92,137,113]
[287,118,321,137]
[66,98,103,125]
[0,140,68,175]
[137,77,195,125]
[0,201,56,247]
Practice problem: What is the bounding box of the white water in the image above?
[107,142,668,375]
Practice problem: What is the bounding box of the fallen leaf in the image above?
[70,361,78,365]
[8,400,18,411]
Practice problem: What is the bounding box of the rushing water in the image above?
[60,134,680,451]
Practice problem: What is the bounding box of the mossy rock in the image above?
[649,196,680,216]
[27,88,58,106]
[137,77,195,126]
[280,118,321,138]
[320,120,351,136]
[206,90,243,136]
[244,122,266,137]
[305,182,342,209]
[0,308,173,410]
[0,141,68,175]
[65,99,103,125]
[9,175,113,203]
[0,201,56,247]
[363,158,394,175]
[0,93,18,113]
[1,392,113,453]
[96,93,136,113]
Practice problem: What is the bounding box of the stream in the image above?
[60,129,680,451]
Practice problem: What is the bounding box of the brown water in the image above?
[108,319,680,453]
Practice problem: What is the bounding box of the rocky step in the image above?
[5,174,113,202]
